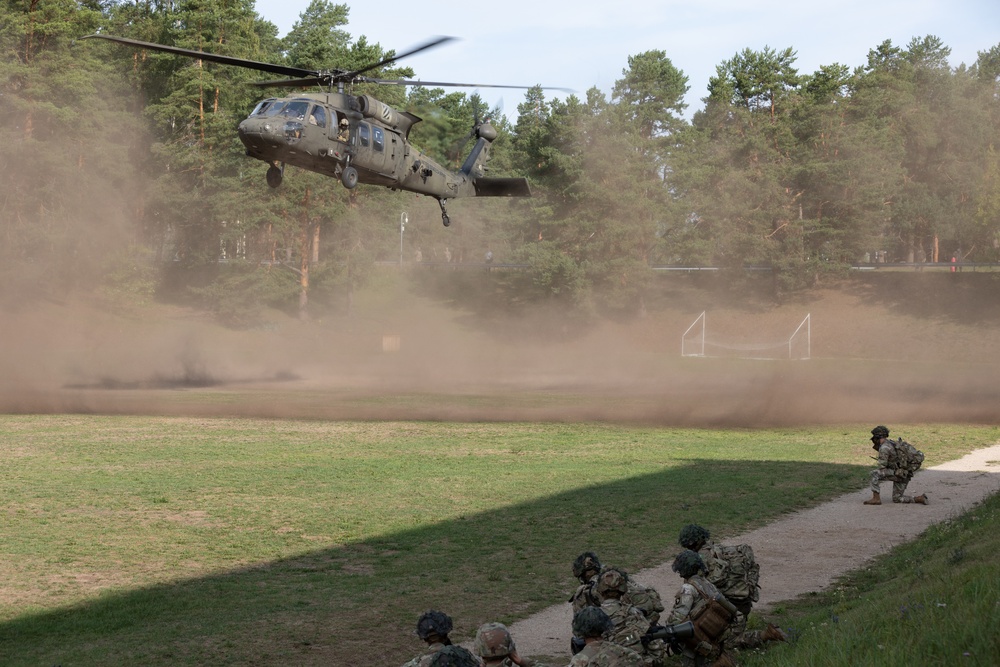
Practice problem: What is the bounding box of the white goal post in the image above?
[681,312,811,360]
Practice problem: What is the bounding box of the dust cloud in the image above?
[3,272,1000,427]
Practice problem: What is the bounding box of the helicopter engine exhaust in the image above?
[357,95,402,129]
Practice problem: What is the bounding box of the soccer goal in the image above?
[681,312,811,360]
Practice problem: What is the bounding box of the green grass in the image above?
[0,417,996,666]
[741,492,1000,667]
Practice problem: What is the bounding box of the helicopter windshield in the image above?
[278,100,310,121]
[249,99,277,117]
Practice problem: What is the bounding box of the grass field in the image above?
[1,416,997,666]
[743,490,1000,667]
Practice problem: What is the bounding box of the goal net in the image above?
[681,312,811,360]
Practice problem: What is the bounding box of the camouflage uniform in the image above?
[668,573,741,667]
[400,642,448,667]
[597,571,668,667]
[695,542,767,650]
[474,621,549,667]
[569,640,647,667]
[402,644,480,667]
[429,644,482,667]
[573,569,662,622]
[570,552,604,615]
[571,573,603,615]
[678,525,783,654]
[870,438,920,503]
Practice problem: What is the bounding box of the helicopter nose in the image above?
[238,117,284,155]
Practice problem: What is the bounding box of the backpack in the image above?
[686,581,737,656]
[892,438,925,475]
[705,544,760,603]
[624,579,665,621]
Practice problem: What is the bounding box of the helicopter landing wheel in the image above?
[438,198,451,227]
[341,166,358,189]
[266,165,283,188]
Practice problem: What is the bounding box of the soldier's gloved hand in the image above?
[640,633,654,648]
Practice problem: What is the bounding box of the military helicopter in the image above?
[83,34,566,226]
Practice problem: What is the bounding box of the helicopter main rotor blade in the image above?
[83,34,574,94]
[343,36,457,79]
[250,77,327,88]
[367,78,575,93]
[81,34,318,80]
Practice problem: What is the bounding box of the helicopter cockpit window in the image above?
[358,123,370,148]
[373,127,384,152]
[279,100,310,121]
[250,99,277,117]
[308,105,327,128]
[262,100,287,117]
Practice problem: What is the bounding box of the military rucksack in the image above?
[624,579,664,621]
[704,543,760,603]
[892,438,925,475]
[686,581,737,656]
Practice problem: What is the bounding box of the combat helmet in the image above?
[678,524,711,549]
[572,606,615,639]
[429,645,481,667]
[416,610,453,641]
[572,551,603,581]
[474,622,515,658]
[672,550,706,579]
[871,425,890,446]
[595,568,628,597]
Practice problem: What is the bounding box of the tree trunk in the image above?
[298,188,311,320]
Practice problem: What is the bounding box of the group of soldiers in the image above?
[400,525,788,667]
[401,426,929,667]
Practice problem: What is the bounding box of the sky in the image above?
[251,0,999,122]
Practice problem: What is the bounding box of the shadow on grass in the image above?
[1,459,868,667]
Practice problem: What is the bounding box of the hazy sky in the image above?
[252,0,998,120]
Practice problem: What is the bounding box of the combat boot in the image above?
[863,492,882,505]
[762,623,788,642]
[914,494,928,505]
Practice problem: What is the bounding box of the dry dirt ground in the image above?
[505,444,1000,659]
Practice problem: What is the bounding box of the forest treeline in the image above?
[2,0,999,323]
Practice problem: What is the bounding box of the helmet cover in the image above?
[678,524,711,549]
[572,551,602,579]
[417,610,453,640]
[595,568,628,596]
[572,606,615,638]
[474,622,515,658]
[672,550,706,579]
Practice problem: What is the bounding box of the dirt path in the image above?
[507,444,1000,659]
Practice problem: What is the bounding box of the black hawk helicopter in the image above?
[83,34,566,226]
